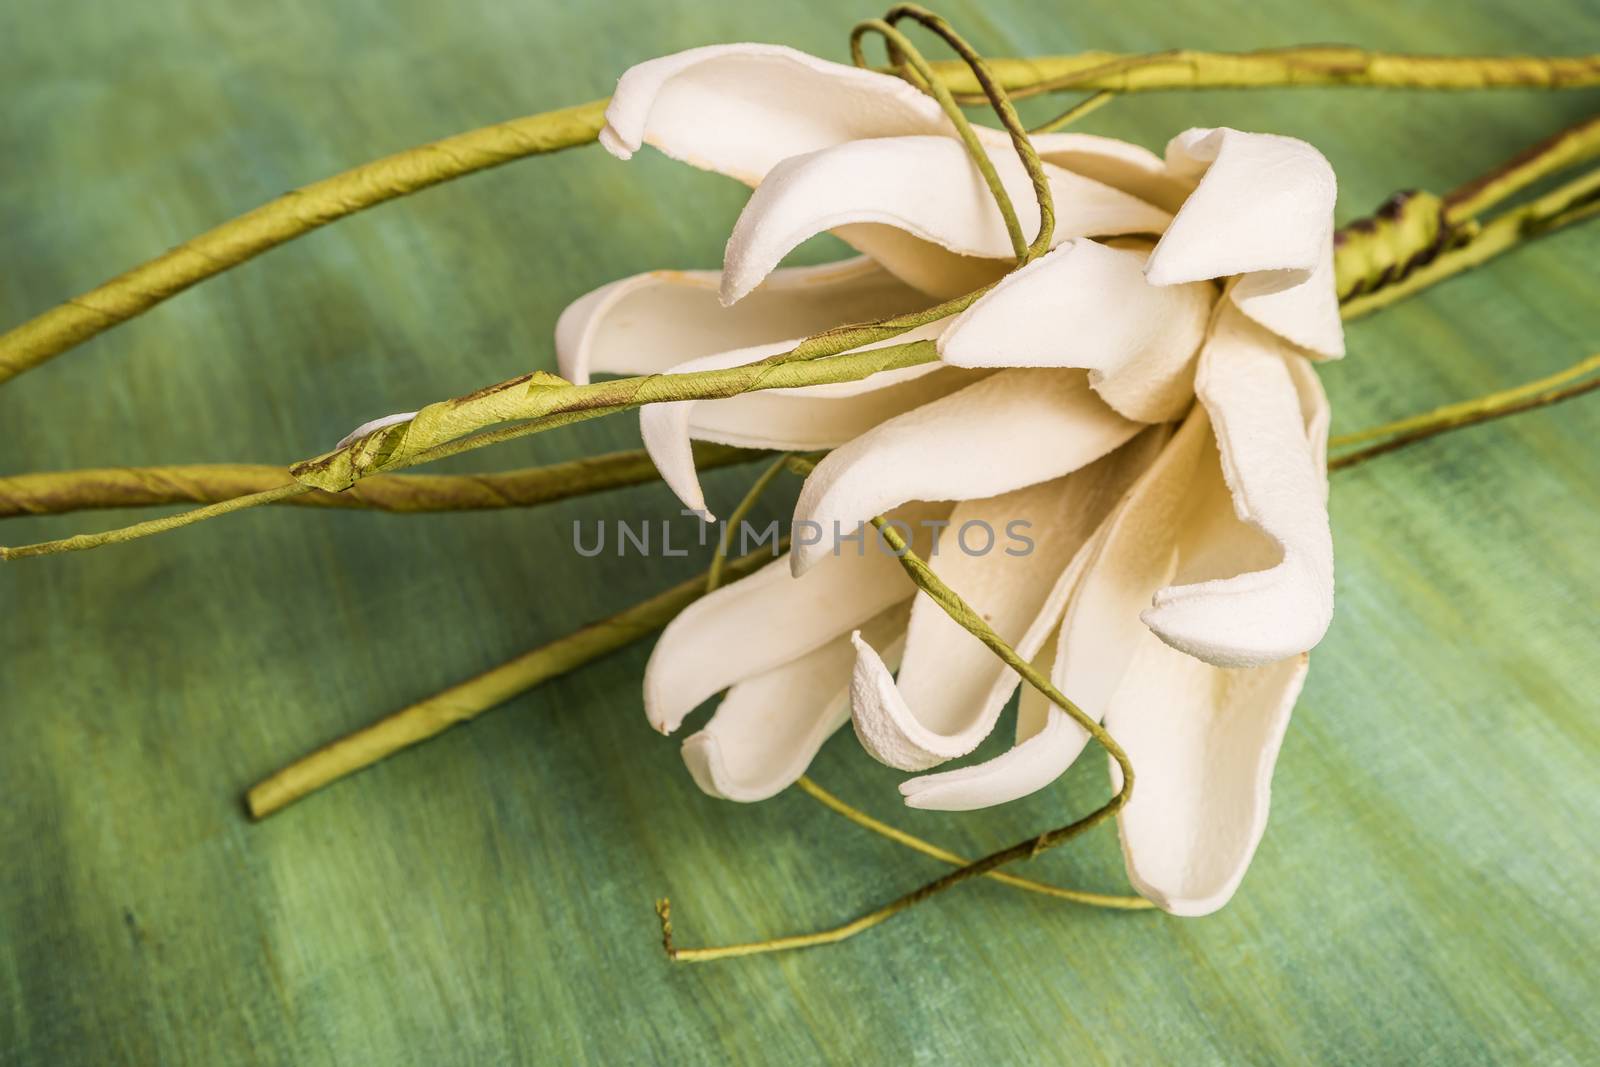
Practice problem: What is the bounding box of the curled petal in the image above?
[938,239,1214,422]
[1233,232,1344,359]
[682,602,908,802]
[1145,127,1344,358]
[1142,306,1334,667]
[1106,641,1308,916]
[722,136,1172,303]
[600,44,947,184]
[791,369,1141,575]
[643,504,946,734]
[555,259,929,384]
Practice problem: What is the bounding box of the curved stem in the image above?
[0,100,608,386]
[0,342,939,559]
[0,443,763,519]
[0,482,311,560]
[796,777,1153,909]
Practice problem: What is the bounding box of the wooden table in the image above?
[2,0,1595,1061]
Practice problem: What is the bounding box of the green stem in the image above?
[934,48,1600,103]
[245,540,783,818]
[1341,165,1600,320]
[706,453,793,593]
[794,777,1153,909]
[1328,352,1600,470]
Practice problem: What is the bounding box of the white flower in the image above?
[565,44,1343,915]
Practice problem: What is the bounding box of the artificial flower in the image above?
[565,43,1342,914]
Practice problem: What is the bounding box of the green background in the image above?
[2,0,1596,1062]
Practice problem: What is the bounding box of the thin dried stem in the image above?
[1444,114,1600,223]
[706,453,792,593]
[1028,90,1115,135]
[795,777,1153,909]
[0,482,311,560]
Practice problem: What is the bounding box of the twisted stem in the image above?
[0,443,762,519]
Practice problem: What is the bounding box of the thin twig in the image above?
[246,541,784,818]
[796,777,1153,909]
[1329,353,1600,470]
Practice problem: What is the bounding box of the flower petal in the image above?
[643,504,945,734]
[600,44,949,184]
[791,368,1141,574]
[555,259,930,384]
[1141,305,1334,667]
[937,239,1214,422]
[722,136,1172,303]
[1233,232,1344,359]
[1144,127,1344,358]
[1106,639,1308,916]
[1030,131,1192,212]
[681,602,908,802]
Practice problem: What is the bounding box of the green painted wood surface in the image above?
[1,1,1596,1063]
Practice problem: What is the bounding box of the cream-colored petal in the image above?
[722,136,1172,304]
[1232,231,1344,359]
[790,369,1141,575]
[554,259,930,384]
[1106,640,1308,916]
[937,239,1214,422]
[1283,346,1332,494]
[1142,306,1334,667]
[1145,127,1344,358]
[1030,131,1193,213]
[643,504,946,734]
[600,44,949,185]
[852,433,1163,774]
[682,602,908,802]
